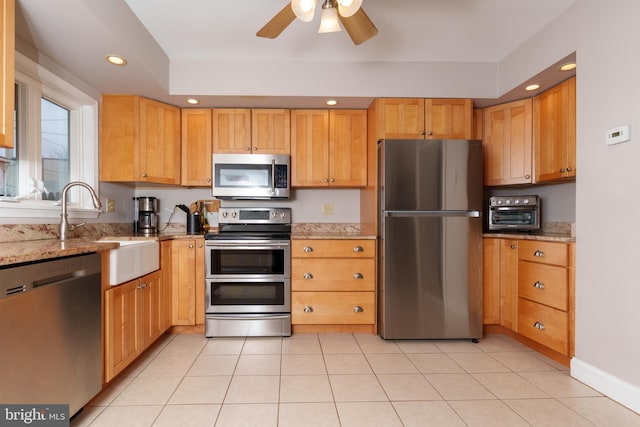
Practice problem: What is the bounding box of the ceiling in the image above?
[15,0,577,109]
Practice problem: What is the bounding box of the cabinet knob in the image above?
[525,174,531,179]
[303,272,314,280]
[207,178,211,183]
[142,173,147,178]
[137,283,147,289]
[189,244,194,249]
[353,273,364,279]
[353,246,364,253]
[420,130,426,136]
[323,178,329,183]
[197,243,203,248]
[566,167,573,172]
[253,146,258,151]
[427,131,433,136]
[533,281,545,289]
[353,306,364,313]
[533,249,545,257]
[533,321,545,330]
[510,244,517,249]
[303,246,314,253]
[303,305,314,313]
[330,178,335,183]
[245,146,251,151]
[560,168,566,173]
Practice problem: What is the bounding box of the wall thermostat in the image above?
[606,125,631,145]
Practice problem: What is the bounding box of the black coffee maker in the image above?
[134,196,159,235]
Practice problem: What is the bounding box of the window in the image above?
[0,52,99,219]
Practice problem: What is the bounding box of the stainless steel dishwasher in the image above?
[0,253,102,416]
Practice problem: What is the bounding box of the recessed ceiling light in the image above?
[525,84,541,91]
[106,55,127,66]
[186,98,199,105]
[326,99,338,106]
[560,62,577,71]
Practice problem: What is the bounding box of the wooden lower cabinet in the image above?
[104,269,168,382]
[291,239,376,333]
[483,237,574,359]
[169,238,205,326]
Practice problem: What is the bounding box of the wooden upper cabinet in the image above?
[534,76,576,182]
[181,109,212,186]
[0,0,14,149]
[329,110,367,187]
[291,109,329,187]
[100,95,180,184]
[139,98,181,184]
[291,109,367,187]
[212,108,251,153]
[425,98,473,139]
[371,98,473,140]
[483,98,533,186]
[251,109,291,154]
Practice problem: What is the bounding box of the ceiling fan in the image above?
[257,0,378,45]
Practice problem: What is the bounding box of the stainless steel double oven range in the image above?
[204,207,291,337]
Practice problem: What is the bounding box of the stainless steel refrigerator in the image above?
[378,139,483,339]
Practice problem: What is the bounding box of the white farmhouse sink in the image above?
[101,240,159,285]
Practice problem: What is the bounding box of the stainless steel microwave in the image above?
[212,153,290,200]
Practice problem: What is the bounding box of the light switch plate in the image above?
[606,125,631,145]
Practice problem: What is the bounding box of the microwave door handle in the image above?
[271,159,276,194]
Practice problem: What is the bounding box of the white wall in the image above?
[500,0,640,412]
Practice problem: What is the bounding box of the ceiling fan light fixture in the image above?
[292,0,317,22]
[337,0,362,18]
[318,0,341,33]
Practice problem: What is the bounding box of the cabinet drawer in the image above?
[518,240,568,266]
[292,258,375,291]
[292,239,374,258]
[518,261,568,310]
[518,298,568,355]
[292,292,375,324]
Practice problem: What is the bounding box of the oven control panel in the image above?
[218,207,291,224]
[489,195,540,207]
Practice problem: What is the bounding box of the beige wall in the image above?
[501,0,640,411]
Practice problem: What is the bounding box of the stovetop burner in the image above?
[205,207,291,240]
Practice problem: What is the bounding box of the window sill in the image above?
[0,199,101,222]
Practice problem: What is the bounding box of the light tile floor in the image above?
[72,333,640,426]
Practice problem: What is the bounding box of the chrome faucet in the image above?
[59,181,103,240]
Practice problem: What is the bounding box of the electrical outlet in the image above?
[322,203,334,215]
[105,198,115,212]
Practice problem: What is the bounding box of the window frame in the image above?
[0,52,99,222]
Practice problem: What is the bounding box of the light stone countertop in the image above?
[483,232,575,243]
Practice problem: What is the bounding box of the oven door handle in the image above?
[206,314,291,321]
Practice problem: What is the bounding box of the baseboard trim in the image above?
[571,357,640,414]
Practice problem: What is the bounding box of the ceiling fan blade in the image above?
[338,7,378,45]
[257,3,296,39]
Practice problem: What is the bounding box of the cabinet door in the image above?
[159,241,173,332]
[291,109,329,186]
[483,99,533,185]
[212,108,251,153]
[292,291,375,324]
[534,77,576,182]
[500,239,519,331]
[138,270,161,350]
[425,98,472,139]
[329,110,367,187]
[139,98,181,184]
[100,95,139,181]
[482,238,500,325]
[378,98,425,139]
[292,258,375,292]
[105,279,139,382]
[0,0,14,148]
[181,109,212,186]
[251,109,291,154]
[171,239,197,325]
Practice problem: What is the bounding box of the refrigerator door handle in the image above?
[384,210,481,218]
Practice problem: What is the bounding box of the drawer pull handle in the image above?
[353,306,364,313]
[353,273,364,279]
[303,305,314,313]
[533,321,545,330]
[303,246,314,253]
[533,281,545,289]
[303,272,314,280]
[533,250,545,257]
[353,246,364,253]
